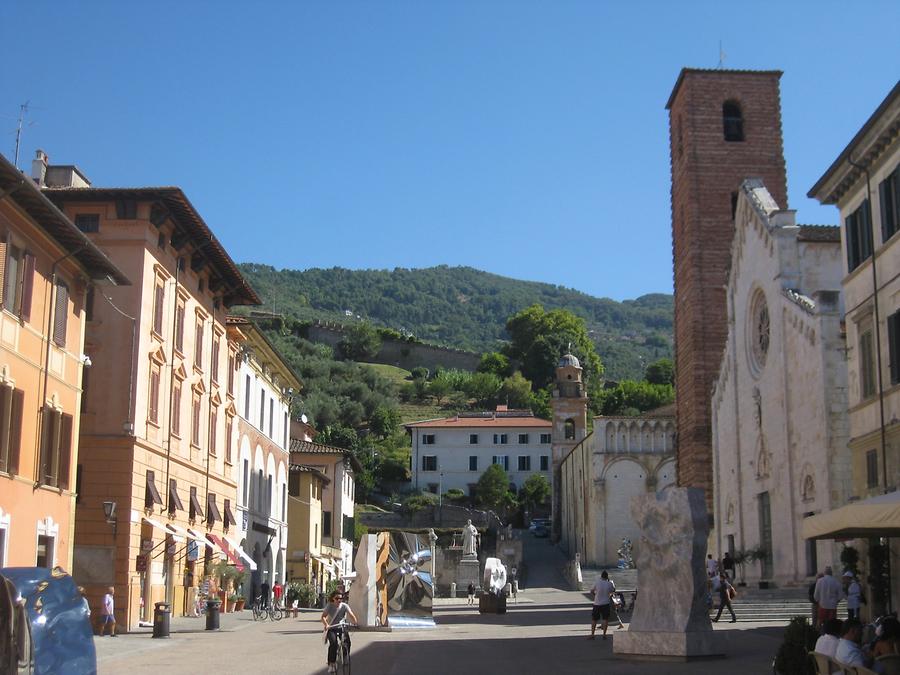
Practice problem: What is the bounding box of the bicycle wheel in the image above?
[336,635,350,675]
[252,604,263,621]
[271,606,283,621]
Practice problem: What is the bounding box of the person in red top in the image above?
[273,581,284,608]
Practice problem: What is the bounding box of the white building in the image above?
[228,317,300,596]
[711,179,850,586]
[406,407,552,496]
[808,81,900,610]
[558,406,676,566]
[290,420,360,579]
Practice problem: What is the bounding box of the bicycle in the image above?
[326,619,352,674]
[251,596,283,621]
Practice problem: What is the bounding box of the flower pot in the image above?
[235,599,245,612]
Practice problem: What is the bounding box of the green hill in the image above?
[238,264,672,381]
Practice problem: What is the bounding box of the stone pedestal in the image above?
[612,488,724,660]
[456,557,480,595]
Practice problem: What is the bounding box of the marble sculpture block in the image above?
[613,487,724,660]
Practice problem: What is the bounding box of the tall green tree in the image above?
[464,372,502,407]
[593,380,674,416]
[339,322,382,361]
[644,358,674,386]
[520,473,551,513]
[475,463,512,509]
[503,304,603,389]
[499,372,534,409]
[477,352,512,378]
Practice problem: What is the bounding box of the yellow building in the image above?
[0,151,128,571]
[286,464,330,594]
[39,156,260,630]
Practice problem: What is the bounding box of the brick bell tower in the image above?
[550,352,588,541]
[666,69,787,512]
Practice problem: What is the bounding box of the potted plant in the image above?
[732,550,750,586]
[228,593,240,612]
[773,616,817,675]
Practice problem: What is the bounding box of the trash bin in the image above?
[152,602,170,638]
[205,599,221,631]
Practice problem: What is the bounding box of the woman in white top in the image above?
[815,618,843,658]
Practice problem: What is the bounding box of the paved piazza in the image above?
[94,541,786,674]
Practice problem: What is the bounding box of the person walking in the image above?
[100,586,117,637]
[843,572,862,621]
[809,573,824,630]
[706,554,719,578]
[467,582,476,606]
[589,571,616,640]
[722,552,735,581]
[712,572,737,623]
[273,580,284,609]
[814,566,843,625]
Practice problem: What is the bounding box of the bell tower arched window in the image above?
[564,419,576,440]
[723,101,744,142]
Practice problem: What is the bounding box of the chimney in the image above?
[31,149,48,186]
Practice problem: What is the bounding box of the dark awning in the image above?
[207,493,222,524]
[168,479,184,512]
[190,489,204,520]
[223,499,236,529]
[145,470,163,508]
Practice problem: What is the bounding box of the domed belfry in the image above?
[550,352,589,539]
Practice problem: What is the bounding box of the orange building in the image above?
[0,152,128,571]
[39,154,260,630]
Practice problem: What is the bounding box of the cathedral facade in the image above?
[711,179,850,586]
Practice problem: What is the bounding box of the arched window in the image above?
[564,418,576,440]
[723,101,744,142]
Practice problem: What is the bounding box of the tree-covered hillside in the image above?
[238,264,672,381]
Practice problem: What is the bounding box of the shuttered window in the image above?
[191,394,201,446]
[846,201,873,273]
[225,414,233,464]
[53,281,68,346]
[889,310,900,386]
[153,280,165,335]
[879,165,900,243]
[3,246,34,321]
[211,335,220,382]
[209,408,218,455]
[174,301,185,352]
[0,386,24,475]
[171,382,182,435]
[38,407,73,489]
[149,364,160,424]
[194,319,204,369]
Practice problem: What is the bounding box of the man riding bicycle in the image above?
[321,589,359,673]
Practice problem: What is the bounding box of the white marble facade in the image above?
[558,407,676,567]
[711,179,850,586]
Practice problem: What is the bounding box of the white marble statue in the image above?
[461,519,479,558]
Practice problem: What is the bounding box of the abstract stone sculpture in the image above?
[613,487,723,660]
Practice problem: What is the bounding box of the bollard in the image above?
[152,602,170,638]
[205,599,221,631]
[450,582,457,598]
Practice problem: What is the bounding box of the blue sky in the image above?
[2,1,898,301]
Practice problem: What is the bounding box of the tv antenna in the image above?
[13,101,36,169]
[717,41,727,69]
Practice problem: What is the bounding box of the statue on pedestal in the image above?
[461,520,479,558]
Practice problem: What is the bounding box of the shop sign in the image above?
[136,554,148,572]
[187,540,199,561]
[141,539,152,552]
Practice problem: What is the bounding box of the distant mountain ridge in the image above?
[237,264,673,381]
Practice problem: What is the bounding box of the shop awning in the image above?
[221,534,258,572]
[141,516,184,542]
[188,527,225,558]
[208,534,244,571]
[802,490,900,540]
[166,522,206,544]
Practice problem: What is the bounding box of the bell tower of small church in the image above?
[550,352,588,540]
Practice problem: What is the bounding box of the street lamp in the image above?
[438,468,443,508]
[103,500,118,537]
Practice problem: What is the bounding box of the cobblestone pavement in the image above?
[93,537,787,674]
